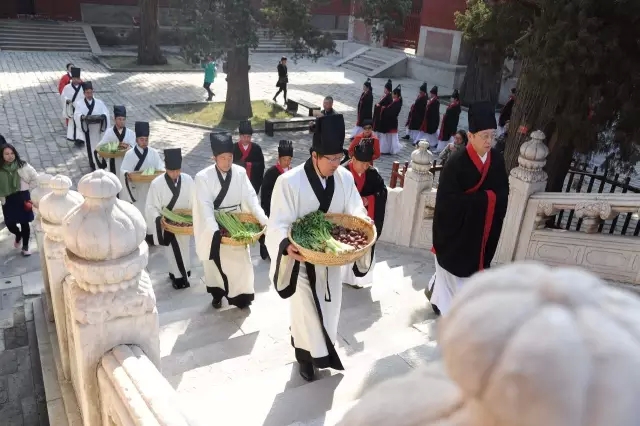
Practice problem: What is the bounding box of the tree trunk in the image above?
[223,47,253,122]
[544,130,574,192]
[459,44,503,106]
[137,0,167,66]
[502,58,561,171]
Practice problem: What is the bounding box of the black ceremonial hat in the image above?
[419,82,427,93]
[114,105,126,118]
[452,89,460,100]
[430,86,438,95]
[210,132,234,155]
[164,148,182,170]
[135,121,150,138]
[364,78,372,89]
[353,138,375,162]
[278,140,293,157]
[468,101,497,134]
[312,114,346,156]
[384,79,392,91]
[81,81,93,91]
[238,120,253,135]
[70,67,81,78]
[393,84,401,96]
[361,118,373,127]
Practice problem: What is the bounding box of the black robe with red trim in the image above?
[421,97,440,134]
[260,164,286,217]
[356,91,374,126]
[345,163,388,237]
[372,93,392,133]
[432,144,509,278]
[233,142,265,194]
[438,100,461,141]
[379,98,403,133]
[406,94,427,130]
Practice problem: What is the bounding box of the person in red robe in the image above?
[232,120,265,194]
[372,79,392,134]
[420,86,440,150]
[428,101,509,316]
[57,63,76,94]
[342,138,388,288]
[347,119,380,164]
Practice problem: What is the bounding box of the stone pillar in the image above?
[31,173,53,320]
[347,0,355,41]
[493,130,549,264]
[396,141,435,246]
[62,170,159,426]
[39,175,84,380]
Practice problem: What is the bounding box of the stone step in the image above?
[351,56,384,69]
[356,53,386,65]
[0,35,89,44]
[289,400,359,426]
[0,44,91,52]
[341,62,375,75]
[0,26,85,34]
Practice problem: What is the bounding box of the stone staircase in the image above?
[0,20,92,52]
[143,242,438,425]
[252,29,293,54]
[338,47,407,77]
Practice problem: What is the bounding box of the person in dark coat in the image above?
[232,120,265,194]
[436,89,462,152]
[498,88,516,136]
[379,85,403,155]
[351,78,374,139]
[372,79,393,134]
[427,101,509,316]
[259,140,294,260]
[273,56,288,105]
[403,82,428,145]
[420,86,440,150]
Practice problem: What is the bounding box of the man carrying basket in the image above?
[193,133,268,310]
[265,113,374,382]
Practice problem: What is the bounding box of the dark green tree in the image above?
[138,0,168,65]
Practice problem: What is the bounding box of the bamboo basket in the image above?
[287,213,376,267]
[127,170,164,183]
[97,146,130,159]
[219,212,266,246]
[161,209,193,235]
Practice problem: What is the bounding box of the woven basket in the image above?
[127,170,164,183]
[161,209,193,235]
[97,147,130,159]
[287,213,376,267]
[219,212,266,246]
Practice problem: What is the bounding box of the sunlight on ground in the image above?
[99,55,199,71]
[160,100,291,130]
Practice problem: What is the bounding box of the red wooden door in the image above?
[386,0,422,50]
[34,0,81,20]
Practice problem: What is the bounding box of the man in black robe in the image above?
[428,101,509,316]
[403,82,428,144]
[232,120,265,194]
[420,86,440,150]
[351,78,374,139]
[436,88,462,152]
[378,84,403,155]
[259,140,294,260]
[372,79,393,134]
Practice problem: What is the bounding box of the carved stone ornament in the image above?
[536,201,557,217]
[410,140,434,175]
[39,175,84,241]
[31,173,53,209]
[574,201,615,220]
[510,130,549,183]
[63,170,148,293]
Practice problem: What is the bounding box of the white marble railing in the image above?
[98,345,193,426]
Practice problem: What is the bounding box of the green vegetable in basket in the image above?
[141,167,156,176]
[161,207,193,224]
[291,211,354,254]
[99,142,120,153]
[215,211,262,243]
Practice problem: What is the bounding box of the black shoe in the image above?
[173,277,190,289]
[402,135,411,140]
[169,273,175,281]
[145,234,155,246]
[272,97,277,102]
[431,304,441,317]
[171,278,180,290]
[298,361,315,382]
[259,243,270,261]
[211,296,223,309]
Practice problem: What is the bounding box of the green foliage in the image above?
[354,0,413,42]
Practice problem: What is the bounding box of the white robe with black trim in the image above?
[146,173,195,280]
[96,126,136,196]
[73,97,110,169]
[60,83,84,141]
[265,158,373,370]
[120,146,165,237]
[193,163,268,307]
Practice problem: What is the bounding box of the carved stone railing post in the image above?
[574,201,618,233]
[494,130,549,264]
[31,173,53,320]
[62,170,159,426]
[39,175,84,380]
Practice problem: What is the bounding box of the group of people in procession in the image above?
[9,63,512,382]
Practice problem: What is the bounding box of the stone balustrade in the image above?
[31,173,54,319]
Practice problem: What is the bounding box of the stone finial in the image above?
[510,130,549,183]
[39,175,84,241]
[410,140,434,174]
[31,173,53,208]
[63,170,148,293]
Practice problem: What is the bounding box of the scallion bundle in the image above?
[215,211,262,243]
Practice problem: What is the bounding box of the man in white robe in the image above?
[60,67,84,144]
[193,133,268,309]
[146,148,195,289]
[265,113,373,382]
[120,121,165,245]
[73,81,110,171]
[95,105,136,197]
